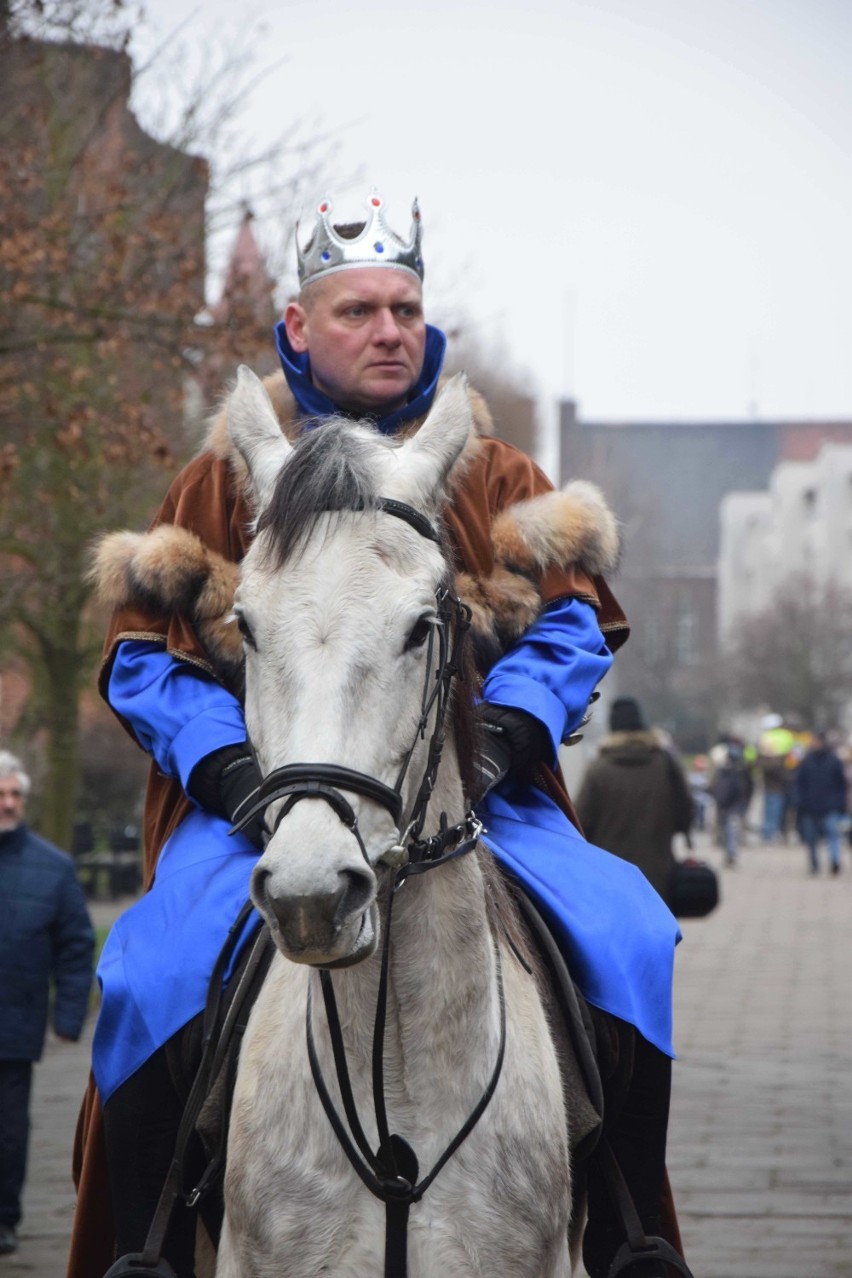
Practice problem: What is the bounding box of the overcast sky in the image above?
[137,0,851,445]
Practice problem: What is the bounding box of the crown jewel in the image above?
[296,189,424,288]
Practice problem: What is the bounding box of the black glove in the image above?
[472,703,551,803]
[187,743,266,848]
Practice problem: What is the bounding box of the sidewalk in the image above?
[667,833,851,1277]
[2,846,850,1277]
[1,898,135,1278]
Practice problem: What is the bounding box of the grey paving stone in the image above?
[668,836,852,1277]
[6,846,852,1277]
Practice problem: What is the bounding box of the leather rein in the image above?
[232,497,503,1278]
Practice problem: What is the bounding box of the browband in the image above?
[377,499,440,543]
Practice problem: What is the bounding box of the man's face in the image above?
[0,776,25,834]
[284,268,426,415]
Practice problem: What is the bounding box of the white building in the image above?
[718,443,852,644]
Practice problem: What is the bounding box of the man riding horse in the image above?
[70,192,685,1278]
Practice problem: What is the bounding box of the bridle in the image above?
[231,496,480,879]
[232,497,504,1278]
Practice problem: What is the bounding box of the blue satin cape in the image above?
[93,593,680,1101]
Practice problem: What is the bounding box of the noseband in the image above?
[231,497,480,877]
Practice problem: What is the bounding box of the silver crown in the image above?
[296,189,424,288]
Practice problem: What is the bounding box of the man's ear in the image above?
[284,300,309,353]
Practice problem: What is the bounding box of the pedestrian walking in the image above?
[576,695,694,908]
[756,714,794,842]
[686,755,711,832]
[709,736,753,867]
[0,751,94,1257]
[793,732,847,874]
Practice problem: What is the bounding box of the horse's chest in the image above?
[222,1153,546,1277]
[221,956,570,1276]
[223,1091,566,1277]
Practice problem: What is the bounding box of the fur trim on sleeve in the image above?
[491,480,621,579]
[89,526,243,673]
[455,481,621,665]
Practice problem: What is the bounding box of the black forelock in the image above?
[254,419,382,567]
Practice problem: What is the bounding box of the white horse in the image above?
[215,368,573,1277]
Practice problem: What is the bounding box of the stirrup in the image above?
[606,1234,696,1277]
[103,1255,177,1278]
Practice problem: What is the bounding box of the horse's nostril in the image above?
[335,867,374,927]
[251,865,272,913]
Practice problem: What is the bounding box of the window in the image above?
[675,597,699,667]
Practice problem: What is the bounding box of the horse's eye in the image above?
[236,613,257,651]
[405,616,433,652]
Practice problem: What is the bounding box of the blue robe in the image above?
[93,599,679,1102]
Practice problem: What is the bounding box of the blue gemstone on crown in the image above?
[375,242,384,253]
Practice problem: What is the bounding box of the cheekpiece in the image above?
[296,190,424,288]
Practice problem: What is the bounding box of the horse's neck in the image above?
[393,738,491,996]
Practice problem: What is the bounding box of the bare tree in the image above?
[723,576,852,731]
[441,325,540,456]
[0,0,334,846]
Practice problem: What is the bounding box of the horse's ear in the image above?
[398,374,472,501]
[227,365,293,508]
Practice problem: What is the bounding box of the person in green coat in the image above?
[576,696,694,907]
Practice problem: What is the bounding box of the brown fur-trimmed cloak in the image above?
[68,372,630,1278]
[88,371,627,890]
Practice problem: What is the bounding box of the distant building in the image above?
[194,207,280,408]
[210,208,278,333]
[719,442,852,642]
[559,402,852,746]
[0,33,209,450]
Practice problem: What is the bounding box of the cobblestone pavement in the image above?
[0,898,132,1278]
[2,839,850,1277]
[667,834,851,1278]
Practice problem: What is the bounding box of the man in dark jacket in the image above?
[576,696,694,908]
[0,751,94,1256]
[709,736,754,867]
[793,733,848,875]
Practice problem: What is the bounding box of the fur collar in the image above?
[204,369,493,492]
[91,375,622,683]
[204,369,620,580]
[599,729,665,753]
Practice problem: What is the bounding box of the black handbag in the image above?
[670,855,719,918]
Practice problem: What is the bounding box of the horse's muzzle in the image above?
[251,860,377,964]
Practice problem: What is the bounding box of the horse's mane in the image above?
[256,418,383,567]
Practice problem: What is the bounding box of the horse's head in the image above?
[228,367,473,966]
